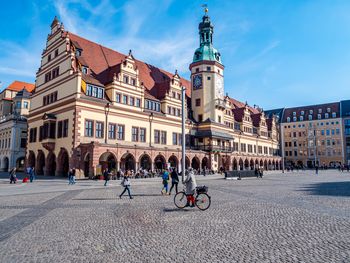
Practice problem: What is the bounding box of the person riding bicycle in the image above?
[184,168,197,207]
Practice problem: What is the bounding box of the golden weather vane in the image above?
[201,4,208,14]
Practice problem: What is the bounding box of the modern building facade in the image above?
[26,14,281,178]
[267,101,350,168]
[0,81,34,171]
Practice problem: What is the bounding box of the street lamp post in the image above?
[104,102,110,144]
[181,86,186,183]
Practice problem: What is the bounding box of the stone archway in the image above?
[180,156,191,170]
[249,159,254,170]
[201,157,209,170]
[154,154,166,170]
[191,156,200,171]
[99,152,117,171]
[268,160,272,170]
[120,153,136,172]
[168,155,179,170]
[27,151,36,168]
[232,158,238,170]
[264,160,268,170]
[244,159,249,170]
[46,152,56,176]
[84,153,90,178]
[16,157,25,171]
[239,158,243,170]
[2,157,9,172]
[255,159,259,169]
[272,160,276,170]
[36,151,45,175]
[139,154,152,170]
[57,148,69,176]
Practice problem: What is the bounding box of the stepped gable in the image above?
[67,33,191,99]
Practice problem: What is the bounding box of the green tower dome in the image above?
[192,14,222,64]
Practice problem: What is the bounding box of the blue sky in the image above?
[0,0,350,109]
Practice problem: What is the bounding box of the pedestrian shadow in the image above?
[73,198,117,201]
[299,181,350,197]
[163,207,194,213]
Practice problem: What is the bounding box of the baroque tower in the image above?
[189,9,224,124]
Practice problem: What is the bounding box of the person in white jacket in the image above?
[184,168,197,207]
[119,173,133,199]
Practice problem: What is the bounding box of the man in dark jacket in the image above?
[169,168,179,195]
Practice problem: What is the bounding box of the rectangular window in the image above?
[131,78,136,86]
[116,93,121,103]
[108,123,116,139]
[123,75,129,84]
[140,128,146,142]
[87,85,93,96]
[52,67,59,79]
[154,130,160,144]
[20,138,26,148]
[29,128,37,143]
[195,98,201,107]
[136,98,141,107]
[206,66,211,71]
[23,101,29,109]
[55,49,59,57]
[132,127,139,142]
[172,132,178,145]
[123,95,128,104]
[198,114,203,122]
[117,125,125,140]
[45,72,51,82]
[85,120,93,137]
[161,131,167,144]
[63,119,68,137]
[130,97,135,106]
[95,122,104,138]
[57,121,63,138]
[241,143,246,152]
[168,106,171,114]
[48,54,51,62]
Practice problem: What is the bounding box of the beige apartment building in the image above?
[0,81,34,171]
[267,102,347,168]
[26,15,281,178]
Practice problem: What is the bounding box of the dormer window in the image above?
[308,115,312,121]
[327,107,331,113]
[301,111,304,115]
[318,108,322,113]
[123,75,129,84]
[86,84,104,99]
[131,78,136,86]
[48,54,52,62]
[332,112,336,118]
[309,110,313,114]
[325,113,329,119]
[293,112,296,116]
[82,67,88,74]
[76,49,82,57]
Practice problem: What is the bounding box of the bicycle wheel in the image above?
[174,191,187,209]
[195,193,211,211]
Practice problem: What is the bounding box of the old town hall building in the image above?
[26,14,281,178]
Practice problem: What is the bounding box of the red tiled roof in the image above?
[251,113,262,127]
[6,81,35,93]
[68,33,191,98]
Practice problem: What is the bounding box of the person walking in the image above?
[119,173,133,199]
[103,168,110,186]
[161,169,170,195]
[315,165,319,175]
[169,168,179,195]
[9,168,17,184]
[184,168,197,207]
[30,166,36,182]
[68,169,73,185]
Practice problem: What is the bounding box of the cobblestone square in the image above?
[0,171,350,262]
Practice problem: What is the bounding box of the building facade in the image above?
[26,14,281,178]
[341,100,350,165]
[267,101,350,168]
[0,81,34,171]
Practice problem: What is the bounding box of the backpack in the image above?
[162,172,169,181]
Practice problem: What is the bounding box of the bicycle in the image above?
[174,185,211,211]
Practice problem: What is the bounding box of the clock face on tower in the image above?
[215,75,224,99]
[193,74,202,90]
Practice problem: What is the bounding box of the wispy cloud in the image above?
[53,0,195,76]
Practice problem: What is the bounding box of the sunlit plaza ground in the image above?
[0,170,350,262]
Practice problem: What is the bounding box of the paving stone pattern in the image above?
[0,171,350,262]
